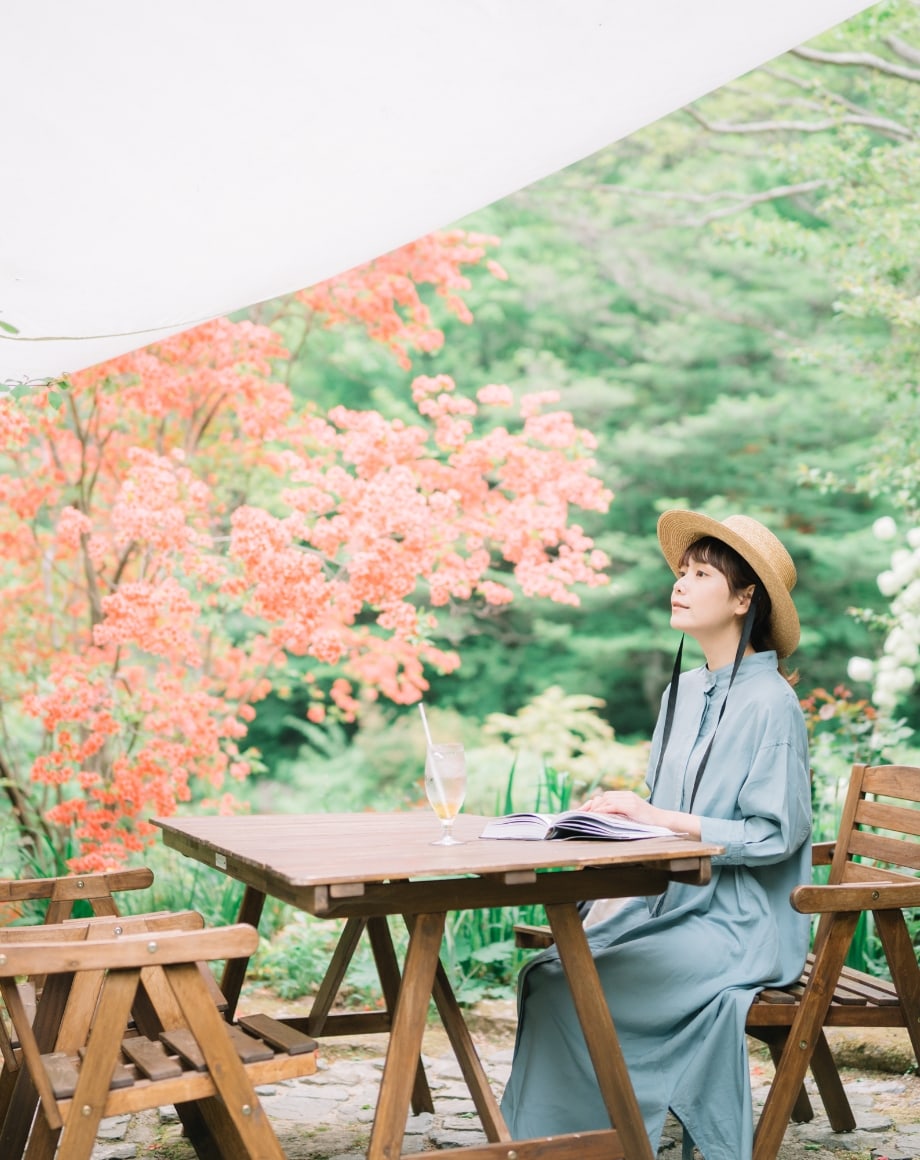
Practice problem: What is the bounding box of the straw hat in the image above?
[656,510,800,658]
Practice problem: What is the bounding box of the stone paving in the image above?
[89,1037,920,1160]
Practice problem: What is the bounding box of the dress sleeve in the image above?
[698,735,811,867]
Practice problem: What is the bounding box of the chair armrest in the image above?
[0,923,258,976]
[791,880,920,914]
[811,841,835,866]
[514,922,555,949]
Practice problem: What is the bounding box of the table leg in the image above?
[307,916,367,1035]
[422,942,509,1142]
[545,901,654,1160]
[367,916,435,1115]
[219,885,265,1020]
[368,911,444,1160]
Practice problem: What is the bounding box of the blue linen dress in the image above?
[500,651,812,1160]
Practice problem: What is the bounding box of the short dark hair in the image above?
[680,536,774,652]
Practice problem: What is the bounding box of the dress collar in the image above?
[702,649,778,693]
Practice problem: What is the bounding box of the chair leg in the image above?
[753,912,858,1160]
[166,961,286,1160]
[23,1111,58,1160]
[756,1029,814,1122]
[56,969,140,1160]
[0,972,74,1159]
[809,1030,855,1133]
[134,965,225,1160]
[875,910,920,1066]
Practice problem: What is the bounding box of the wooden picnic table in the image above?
[154,810,721,1160]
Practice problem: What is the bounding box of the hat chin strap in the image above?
[651,588,759,814]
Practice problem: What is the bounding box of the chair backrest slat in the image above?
[840,862,918,886]
[0,868,153,906]
[846,829,920,872]
[0,924,258,977]
[0,910,203,945]
[855,799,920,840]
[862,764,920,802]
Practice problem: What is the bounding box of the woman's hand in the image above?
[581,790,656,822]
[581,790,701,839]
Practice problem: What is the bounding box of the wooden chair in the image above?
[0,868,158,1126]
[0,920,319,1160]
[750,762,920,1160]
[514,762,920,1160]
[0,910,212,1156]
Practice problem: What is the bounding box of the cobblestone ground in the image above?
[90,1009,920,1160]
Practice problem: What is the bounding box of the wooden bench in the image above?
[0,921,319,1160]
[513,762,920,1160]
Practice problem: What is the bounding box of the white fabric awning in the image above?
[2,0,876,383]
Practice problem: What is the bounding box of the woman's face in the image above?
[670,552,752,642]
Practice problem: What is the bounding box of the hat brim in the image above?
[657,509,800,658]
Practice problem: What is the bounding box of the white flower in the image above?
[891,549,918,587]
[899,583,920,615]
[878,570,900,596]
[846,656,874,683]
[873,516,898,540]
[908,527,920,550]
[883,628,919,666]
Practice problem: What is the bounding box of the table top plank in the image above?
[154,812,721,888]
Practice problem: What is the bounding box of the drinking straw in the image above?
[418,702,448,811]
[418,701,434,749]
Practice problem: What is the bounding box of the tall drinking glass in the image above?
[424,742,466,846]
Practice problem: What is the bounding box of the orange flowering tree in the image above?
[0,231,610,873]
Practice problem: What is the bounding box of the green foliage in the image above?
[801,685,909,841]
[252,912,398,1003]
[800,682,920,975]
[483,685,644,801]
[117,841,290,936]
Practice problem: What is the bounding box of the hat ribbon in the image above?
[651,588,760,814]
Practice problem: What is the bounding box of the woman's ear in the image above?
[736,585,755,615]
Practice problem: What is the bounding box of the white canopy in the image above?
[2,0,875,384]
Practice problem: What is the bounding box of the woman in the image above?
[500,511,812,1160]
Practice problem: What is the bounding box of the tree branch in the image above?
[674,181,829,227]
[686,103,914,142]
[791,43,920,83]
[603,178,826,219]
[884,34,920,66]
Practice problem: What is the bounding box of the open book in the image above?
[479,810,683,842]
